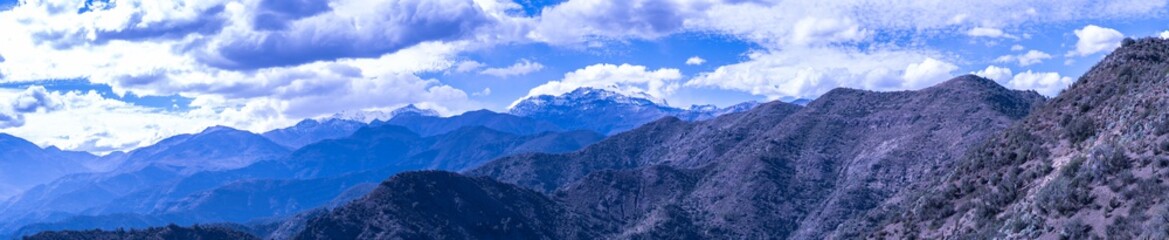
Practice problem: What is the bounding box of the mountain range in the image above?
[19,38,1165,240]
[0,87,757,238]
[294,73,1045,239]
[0,134,98,200]
[278,38,1166,239]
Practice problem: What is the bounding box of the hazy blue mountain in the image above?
[6,125,603,237]
[261,118,366,150]
[0,134,98,200]
[378,109,563,136]
[509,87,758,135]
[142,126,599,223]
[328,104,440,124]
[0,126,290,235]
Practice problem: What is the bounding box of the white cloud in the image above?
[966,27,1017,39]
[686,56,706,65]
[1006,71,1073,97]
[994,50,1053,66]
[454,60,486,73]
[1068,25,1125,57]
[903,58,959,88]
[472,88,492,97]
[972,66,1070,96]
[1160,31,1169,39]
[972,65,1014,84]
[480,59,545,78]
[515,63,682,107]
[1011,45,1025,51]
[686,48,955,100]
[790,17,868,46]
[0,87,215,153]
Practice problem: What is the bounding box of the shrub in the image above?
[1065,117,1097,144]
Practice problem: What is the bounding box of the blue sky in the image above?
[0,0,1166,153]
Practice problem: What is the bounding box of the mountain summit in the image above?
[872,37,1169,239]
[509,87,757,135]
[329,104,439,123]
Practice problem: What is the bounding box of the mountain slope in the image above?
[380,109,563,136]
[509,87,758,135]
[8,125,605,237]
[261,118,366,150]
[870,38,1169,239]
[0,126,289,234]
[24,224,260,240]
[471,75,1044,238]
[472,101,804,193]
[293,171,597,240]
[0,134,97,199]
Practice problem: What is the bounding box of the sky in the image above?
[0,0,1166,153]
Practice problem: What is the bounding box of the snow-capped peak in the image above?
[508,87,669,113]
[327,104,439,123]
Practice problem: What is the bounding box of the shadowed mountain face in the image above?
[0,134,97,199]
[871,38,1169,239]
[24,224,261,240]
[294,74,1045,239]
[293,171,599,240]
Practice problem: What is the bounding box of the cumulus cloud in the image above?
[972,66,1070,96]
[454,60,486,73]
[0,86,209,153]
[966,27,1017,39]
[686,48,956,99]
[480,59,544,78]
[204,0,496,70]
[685,56,706,65]
[1068,25,1125,57]
[1010,45,1025,51]
[994,50,1053,67]
[1161,31,1169,39]
[515,63,682,107]
[472,88,492,97]
[789,17,867,46]
[972,65,1014,84]
[1006,71,1073,96]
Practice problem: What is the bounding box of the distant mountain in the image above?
[306,74,1043,239]
[5,125,604,237]
[871,38,1169,239]
[0,134,98,199]
[111,126,290,174]
[329,104,439,123]
[261,118,365,149]
[263,104,442,150]
[509,87,758,135]
[379,109,563,136]
[0,126,289,234]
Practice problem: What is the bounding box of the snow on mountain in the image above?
[327,104,439,123]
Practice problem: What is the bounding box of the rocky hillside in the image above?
[24,224,260,240]
[296,74,1044,239]
[870,38,1169,239]
[293,171,597,240]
